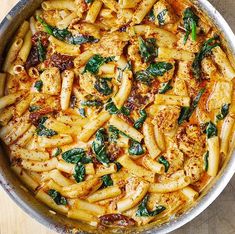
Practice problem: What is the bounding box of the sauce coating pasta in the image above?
[1,0,235,230]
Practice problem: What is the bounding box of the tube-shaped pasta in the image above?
[15,93,33,116]
[141,156,165,174]
[220,115,235,156]
[99,64,116,75]
[143,120,161,159]
[87,186,122,203]
[68,209,98,226]
[212,46,235,80]
[38,134,73,148]
[109,115,143,142]
[57,12,77,29]
[153,125,165,151]
[2,38,23,72]
[61,70,74,110]
[18,30,33,62]
[149,176,191,193]
[158,47,195,61]
[207,136,220,177]
[21,158,58,172]
[0,73,6,98]
[4,122,31,145]
[79,111,111,142]
[14,21,30,39]
[74,51,94,68]
[113,70,132,108]
[28,67,40,79]
[36,189,68,214]
[129,25,177,49]
[62,177,101,198]
[11,147,50,161]
[11,165,39,191]
[86,0,103,23]
[74,199,105,215]
[118,155,155,182]
[49,36,80,56]
[132,0,158,24]
[49,169,73,186]
[56,114,88,127]
[119,0,142,8]
[95,163,117,177]
[117,180,149,212]
[0,106,14,126]
[155,94,190,107]
[181,186,199,201]
[42,0,77,11]
[101,0,118,11]
[29,16,37,35]
[16,125,36,147]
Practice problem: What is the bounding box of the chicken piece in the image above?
[207,81,233,111]
[184,157,204,183]
[176,125,206,158]
[153,0,177,26]
[201,57,217,79]
[152,106,181,132]
[92,32,129,57]
[40,67,61,95]
[162,144,184,175]
[42,10,62,27]
[173,78,188,96]
[177,32,204,53]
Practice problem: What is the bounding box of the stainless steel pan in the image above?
[0,0,235,233]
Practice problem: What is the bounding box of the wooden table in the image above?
[1,1,235,234]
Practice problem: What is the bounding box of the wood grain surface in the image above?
[1,1,235,234]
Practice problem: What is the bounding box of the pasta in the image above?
[1,0,234,230]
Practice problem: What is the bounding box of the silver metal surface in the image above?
[0,0,235,233]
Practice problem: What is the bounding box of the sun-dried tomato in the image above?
[48,53,74,71]
[29,107,54,126]
[99,214,136,227]
[32,31,49,47]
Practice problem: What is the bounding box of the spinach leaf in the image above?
[136,195,166,217]
[94,78,113,96]
[81,100,103,107]
[178,88,205,125]
[101,175,113,188]
[67,35,98,45]
[84,55,114,74]
[34,80,43,92]
[134,109,147,129]
[29,105,40,112]
[85,0,94,3]
[206,121,217,139]
[158,80,172,94]
[158,156,170,172]
[62,148,87,164]
[192,36,220,80]
[37,40,46,62]
[105,99,119,114]
[48,189,67,205]
[183,7,199,44]
[120,106,131,116]
[157,9,168,26]
[78,108,86,117]
[74,162,85,183]
[109,125,120,142]
[37,16,98,45]
[52,147,62,157]
[216,104,230,121]
[204,151,209,171]
[36,117,58,137]
[92,129,110,166]
[115,162,123,171]
[135,62,173,85]
[128,140,145,155]
[138,36,157,63]
[148,9,155,22]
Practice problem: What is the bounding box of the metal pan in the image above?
[0,0,235,233]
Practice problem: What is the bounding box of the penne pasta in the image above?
[155,94,191,107]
